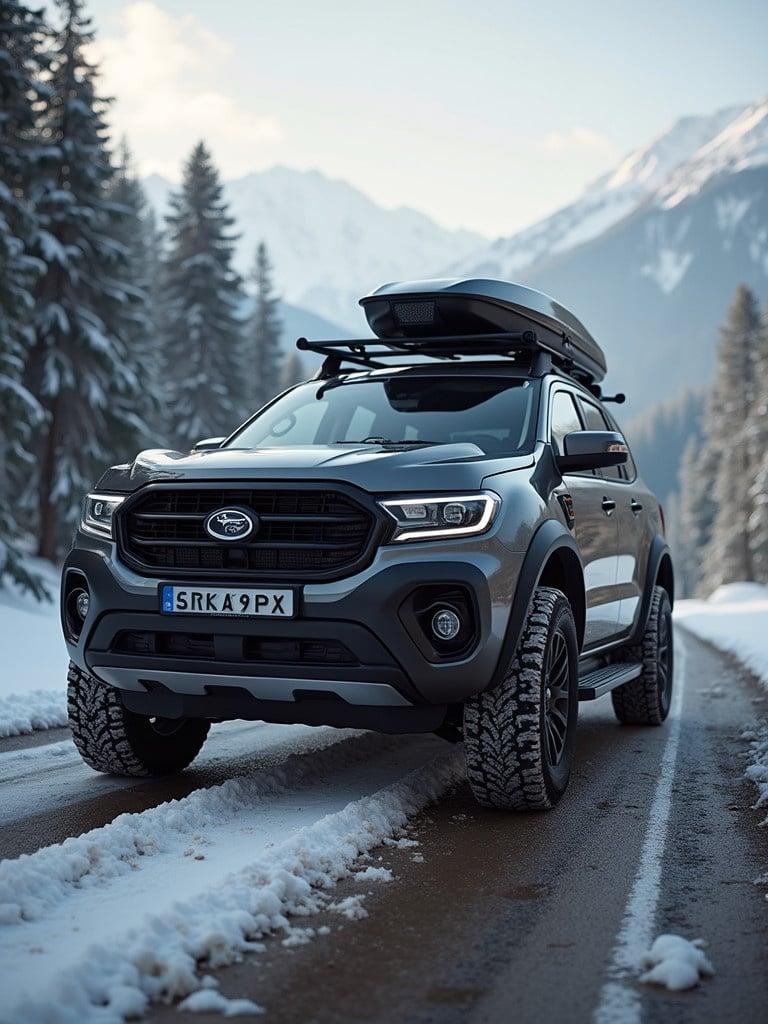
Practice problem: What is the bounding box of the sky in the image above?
[80,0,768,238]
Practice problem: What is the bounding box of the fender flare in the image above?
[630,535,674,644]
[486,518,584,691]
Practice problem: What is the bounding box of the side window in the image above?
[604,410,638,481]
[549,391,583,457]
[577,398,622,479]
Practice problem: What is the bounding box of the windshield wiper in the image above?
[333,437,440,447]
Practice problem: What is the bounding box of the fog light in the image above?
[432,608,461,641]
[75,590,90,621]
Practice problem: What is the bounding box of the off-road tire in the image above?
[67,662,210,776]
[464,586,579,811]
[611,585,673,726]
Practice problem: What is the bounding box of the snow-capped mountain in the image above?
[524,170,768,411]
[448,99,768,415]
[656,98,768,208]
[144,167,486,332]
[452,104,747,280]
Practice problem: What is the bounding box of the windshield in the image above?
[228,375,538,456]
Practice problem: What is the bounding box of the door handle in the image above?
[601,497,616,515]
[630,499,643,515]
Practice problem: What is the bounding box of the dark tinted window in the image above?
[229,377,538,455]
[549,391,582,457]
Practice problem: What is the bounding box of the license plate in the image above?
[160,585,295,618]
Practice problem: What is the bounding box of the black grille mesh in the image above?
[113,630,357,665]
[119,487,376,579]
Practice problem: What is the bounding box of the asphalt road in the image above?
[2,629,767,1023]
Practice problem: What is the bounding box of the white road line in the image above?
[592,634,688,1024]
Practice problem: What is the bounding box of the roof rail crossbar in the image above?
[296,330,568,378]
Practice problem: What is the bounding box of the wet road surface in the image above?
[2,630,766,1023]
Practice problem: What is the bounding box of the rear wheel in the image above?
[464,586,579,811]
[611,585,673,725]
[67,662,210,776]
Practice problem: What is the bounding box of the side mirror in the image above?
[192,436,226,452]
[557,430,628,474]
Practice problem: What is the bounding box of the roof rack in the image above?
[296,330,579,380]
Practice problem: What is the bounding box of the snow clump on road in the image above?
[639,934,715,991]
[178,988,264,1016]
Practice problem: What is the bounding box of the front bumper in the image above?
[63,529,522,729]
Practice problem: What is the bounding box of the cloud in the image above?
[88,1,281,179]
[535,126,619,159]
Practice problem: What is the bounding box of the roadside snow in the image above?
[677,583,768,884]
[0,689,68,738]
[639,934,714,991]
[0,561,67,736]
[744,726,768,833]
[675,583,768,687]
[0,735,462,1023]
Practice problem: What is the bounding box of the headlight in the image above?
[81,493,125,539]
[379,492,500,543]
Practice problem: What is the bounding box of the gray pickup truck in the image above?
[61,278,673,811]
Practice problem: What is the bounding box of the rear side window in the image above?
[603,408,638,481]
[577,398,623,479]
[549,391,582,457]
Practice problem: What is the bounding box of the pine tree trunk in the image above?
[37,392,61,561]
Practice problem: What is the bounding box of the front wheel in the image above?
[611,585,673,726]
[67,662,210,776]
[464,586,579,811]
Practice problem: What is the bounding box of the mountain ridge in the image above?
[143,165,486,331]
[451,103,751,281]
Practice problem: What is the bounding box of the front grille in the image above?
[118,485,377,580]
[112,630,358,666]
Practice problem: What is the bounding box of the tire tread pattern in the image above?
[464,587,571,811]
[610,585,669,726]
[67,662,208,776]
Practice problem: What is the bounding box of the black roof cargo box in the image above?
[359,278,607,384]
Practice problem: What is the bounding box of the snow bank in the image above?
[0,740,463,1023]
[639,934,714,991]
[0,689,68,738]
[744,726,768,830]
[0,561,68,736]
[675,583,768,687]
[0,732,387,925]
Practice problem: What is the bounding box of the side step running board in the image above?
[577,662,643,701]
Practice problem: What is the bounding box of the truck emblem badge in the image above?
[204,508,256,542]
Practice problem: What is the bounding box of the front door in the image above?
[577,397,646,637]
[550,389,620,646]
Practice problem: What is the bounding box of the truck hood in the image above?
[96,442,535,494]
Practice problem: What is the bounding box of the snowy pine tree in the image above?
[747,304,768,582]
[0,0,49,593]
[673,437,709,596]
[25,0,148,560]
[700,285,761,593]
[247,241,283,410]
[161,141,245,448]
[106,139,161,439]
